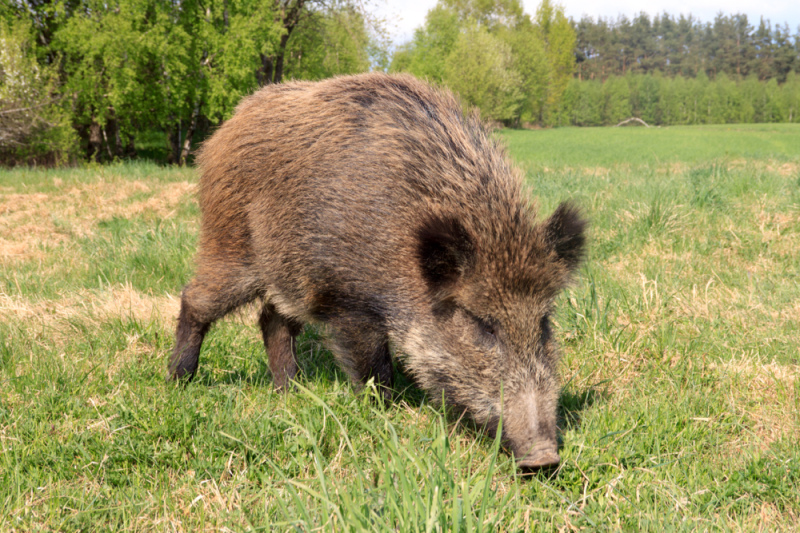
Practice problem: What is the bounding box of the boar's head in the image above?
[404,202,586,470]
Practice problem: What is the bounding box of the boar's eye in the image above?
[477,318,497,340]
[464,311,498,343]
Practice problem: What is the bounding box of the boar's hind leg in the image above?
[259,304,303,390]
[328,320,393,400]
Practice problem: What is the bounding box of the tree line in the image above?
[556,72,800,126]
[573,12,800,82]
[2,0,800,166]
[1,0,385,165]
[390,0,575,127]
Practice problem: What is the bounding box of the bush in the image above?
[0,22,76,166]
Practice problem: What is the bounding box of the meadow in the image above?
[1,123,799,531]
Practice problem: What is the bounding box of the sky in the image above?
[373,0,800,46]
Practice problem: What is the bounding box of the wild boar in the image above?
[168,73,586,469]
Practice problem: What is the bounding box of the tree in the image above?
[602,75,631,124]
[261,0,385,85]
[439,0,524,30]
[282,6,373,81]
[572,78,603,126]
[569,11,799,81]
[390,0,556,125]
[4,0,385,165]
[629,73,660,124]
[772,23,797,82]
[497,16,549,124]
[0,19,75,165]
[389,4,460,83]
[443,23,522,123]
[535,0,575,124]
[784,72,800,122]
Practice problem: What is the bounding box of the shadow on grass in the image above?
[192,325,429,409]
[559,385,607,431]
[192,325,344,388]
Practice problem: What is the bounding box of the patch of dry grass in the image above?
[0,283,180,326]
[0,179,194,262]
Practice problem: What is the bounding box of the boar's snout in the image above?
[515,441,560,471]
[503,385,560,472]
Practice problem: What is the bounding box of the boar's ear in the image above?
[544,202,586,271]
[417,216,475,291]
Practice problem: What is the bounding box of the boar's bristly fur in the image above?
[168,73,586,470]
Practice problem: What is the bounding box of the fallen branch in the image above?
[615,117,651,128]
[0,98,61,116]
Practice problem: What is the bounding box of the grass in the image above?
[1,126,799,530]
[500,123,800,167]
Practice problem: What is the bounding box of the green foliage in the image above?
[496,16,549,124]
[0,20,76,165]
[575,12,800,82]
[389,5,461,83]
[203,0,285,122]
[534,0,575,125]
[1,0,383,166]
[602,75,631,124]
[283,6,373,81]
[556,73,800,126]
[49,0,284,162]
[786,72,800,122]
[566,77,603,126]
[390,0,576,126]
[443,24,522,122]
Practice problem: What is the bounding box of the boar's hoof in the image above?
[517,450,560,473]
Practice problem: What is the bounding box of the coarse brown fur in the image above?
[168,73,586,469]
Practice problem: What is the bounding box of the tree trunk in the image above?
[258,53,275,85]
[273,32,292,84]
[89,120,102,162]
[104,114,122,159]
[113,122,123,157]
[180,103,200,166]
[102,125,113,160]
[265,0,307,85]
[167,124,181,165]
[125,135,137,158]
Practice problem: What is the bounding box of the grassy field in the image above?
[1,124,799,531]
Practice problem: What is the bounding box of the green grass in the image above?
[1,129,799,530]
[500,123,800,168]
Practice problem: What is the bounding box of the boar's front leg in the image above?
[168,293,211,381]
[259,303,303,390]
[168,263,260,382]
[328,318,393,400]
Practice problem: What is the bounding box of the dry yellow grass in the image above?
[0,179,195,261]
[0,284,180,328]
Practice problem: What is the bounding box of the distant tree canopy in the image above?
[389,4,800,126]
[554,72,800,127]
[390,0,573,126]
[1,0,386,165]
[573,13,800,82]
[0,20,75,165]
